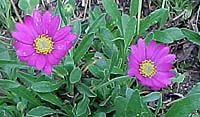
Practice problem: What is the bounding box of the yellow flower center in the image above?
[33,34,53,54]
[139,60,156,78]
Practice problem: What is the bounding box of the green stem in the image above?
[92,76,131,91]
[0,35,12,40]
[137,0,142,35]
[0,40,12,46]
[162,0,166,8]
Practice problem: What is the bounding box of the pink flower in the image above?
[12,10,77,75]
[128,38,176,90]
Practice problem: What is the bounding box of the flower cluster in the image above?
[12,10,76,75]
[128,38,176,90]
[12,10,175,90]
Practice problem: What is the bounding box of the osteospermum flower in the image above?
[128,38,176,90]
[12,10,76,75]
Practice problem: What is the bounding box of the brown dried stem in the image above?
[10,0,23,23]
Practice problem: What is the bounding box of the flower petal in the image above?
[131,69,154,88]
[44,63,52,75]
[153,47,169,62]
[128,68,138,76]
[47,54,60,65]
[137,75,154,88]
[151,44,166,60]
[48,16,60,37]
[12,32,34,44]
[24,15,33,25]
[36,55,46,70]
[15,23,36,40]
[146,40,156,59]
[128,58,139,71]
[54,39,73,51]
[27,53,38,66]
[130,45,140,62]
[52,49,67,59]
[137,38,146,60]
[23,15,38,38]
[154,71,174,85]
[13,42,35,56]
[53,26,71,42]
[157,54,176,65]
[65,33,77,42]
[33,10,42,35]
[150,78,165,90]
[157,63,173,72]
[42,11,51,34]
[18,56,29,61]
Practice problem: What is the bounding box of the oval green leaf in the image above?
[181,28,200,46]
[27,106,65,117]
[0,79,20,89]
[76,95,90,116]
[165,93,200,117]
[69,67,81,84]
[31,81,63,93]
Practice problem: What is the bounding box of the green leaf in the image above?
[102,0,122,35]
[130,0,139,16]
[0,44,10,60]
[18,0,29,10]
[99,27,114,49]
[17,101,26,112]
[76,83,97,97]
[87,14,105,33]
[69,67,81,84]
[124,16,137,50]
[71,20,81,37]
[102,0,121,20]
[146,28,185,43]
[139,8,169,34]
[114,96,127,117]
[121,14,130,36]
[31,80,63,93]
[165,93,200,117]
[95,112,106,117]
[73,33,94,63]
[126,89,141,116]
[57,0,68,24]
[17,71,37,86]
[171,69,185,83]
[88,64,105,79]
[18,0,39,13]
[89,6,105,27]
[181,28,200,46]
[37,93,63,107]
[27,106,65,117]
[0,79,20,89]
[142,92,161,103]
[114,89,145,117]
[187,82,200,96]
[10,86,41,106]
[198,50,200,63]
[0,59,25,66]
[29,0,39,8]
[76,95,90,116]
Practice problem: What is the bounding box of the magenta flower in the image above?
[12,10,77,75]
[128,38,176,90]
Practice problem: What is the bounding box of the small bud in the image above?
[64,4,73,15]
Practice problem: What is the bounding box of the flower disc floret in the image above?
[34,34,54,54]
[139,60,156,78]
